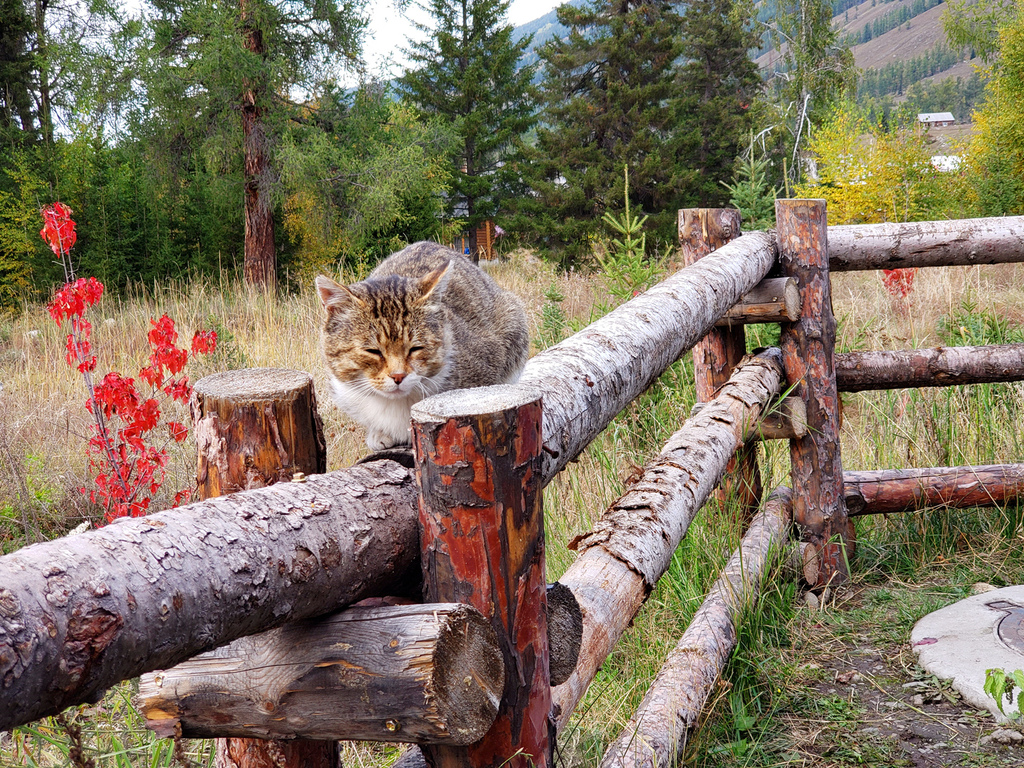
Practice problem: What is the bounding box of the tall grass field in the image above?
[2,252,1023,767]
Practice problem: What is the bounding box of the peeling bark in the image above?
[600,490,792,768]
[552,349,786,729]
[828,216,1024,271]
[835,345,1024,391]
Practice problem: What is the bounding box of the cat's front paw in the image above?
[366,431,411,452]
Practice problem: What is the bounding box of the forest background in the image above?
[2,0,1023,313]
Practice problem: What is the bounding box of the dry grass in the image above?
[2,249,1024,767]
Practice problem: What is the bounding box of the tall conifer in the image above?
[522,0,686,260]
[399,0,536,261]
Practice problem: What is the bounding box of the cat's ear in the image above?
[316,276,363,311]
[415,261,452,303]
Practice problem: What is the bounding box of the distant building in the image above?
[931,155,964,173]
[918,112,956,128]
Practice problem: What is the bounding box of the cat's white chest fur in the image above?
[328,374,428,451]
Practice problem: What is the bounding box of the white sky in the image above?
[360,0,560,81]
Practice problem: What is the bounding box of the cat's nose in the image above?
[390,372,407,385]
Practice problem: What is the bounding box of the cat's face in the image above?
[316,265,451,400]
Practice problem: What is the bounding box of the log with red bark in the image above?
[828,215,1024,271]
[835,344,1024,391]
[600,489,793,768]
[138,602,503,745]
[680,208,761,512]
[777,199,853,587]
[843,464,1024,515]
[551,349,787,730]
[412,386,550,768]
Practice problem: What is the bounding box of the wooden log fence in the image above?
[2,206,1024,768]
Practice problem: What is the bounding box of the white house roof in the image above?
[918,112,955,123]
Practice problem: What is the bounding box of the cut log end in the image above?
[547,582,583,687]
[433,605,506,744]
[194,367,315,402]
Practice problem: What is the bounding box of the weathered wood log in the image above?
[520,230,777,483]
[600,489,793,768]
[777,199,852,587]
[412,386,550,768]
[715,277,801,327]
[835,344,1024,392]
[680,208,761,513]
[0,462,420,731]
[138,603,503,744]
[193,369,327,497]
[689,395,807,441]
[192,369,335,768]
[552,349,786,729]
[828,215,1024,271]
[843,464,1024,516]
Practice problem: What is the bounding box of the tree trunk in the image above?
[843,464,1024,516]
[553,349,786,729]
[777,199,852,587]
[835,344,1024,392]
[0,462,420,731]
[412,385,551,768]
[828,216,1024,272]
[600,489,792,768]
[679,208,760,513]
[520,230,776,484]
[240,0,276,289]
[139,603,503,745]
[191,370,334,767]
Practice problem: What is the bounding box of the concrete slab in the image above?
[911,585,1024,722]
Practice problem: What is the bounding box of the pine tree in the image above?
[674,0,763,206]
[399,0,536,261]
[521,0,686,261]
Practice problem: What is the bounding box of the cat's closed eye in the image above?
[365,348,383,357]
[409,346,424,354]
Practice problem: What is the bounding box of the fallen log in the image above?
[828,215,1024,271]
[600,489,792,768]
[843,464,1024,515]
[551,348,786,729]
[835,344,1024,392]
[0,462,420,731]
[138,603,503,745]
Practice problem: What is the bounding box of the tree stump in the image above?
[412,385,551,768]
[192,368,337,768]
[680,208,761,513]
[776,199,853,587]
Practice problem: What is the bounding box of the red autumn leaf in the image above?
[40,202,77,256]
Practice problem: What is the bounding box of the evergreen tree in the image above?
[523,0,686,261]
[674,0,763,206]
[399,0,536,261]
[0,0,35,144]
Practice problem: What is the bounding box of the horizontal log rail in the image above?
[828,215,1024,271]
[552,348,786,729]
[835,344,1024,391]
[843,464,1024,515]
[600,489,792,768]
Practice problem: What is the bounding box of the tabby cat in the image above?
[316,241,529,451]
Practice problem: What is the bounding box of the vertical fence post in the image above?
[412,385,550,768]
[191,368,336,768]
[776,199,853,587]
[679,208,762,513]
